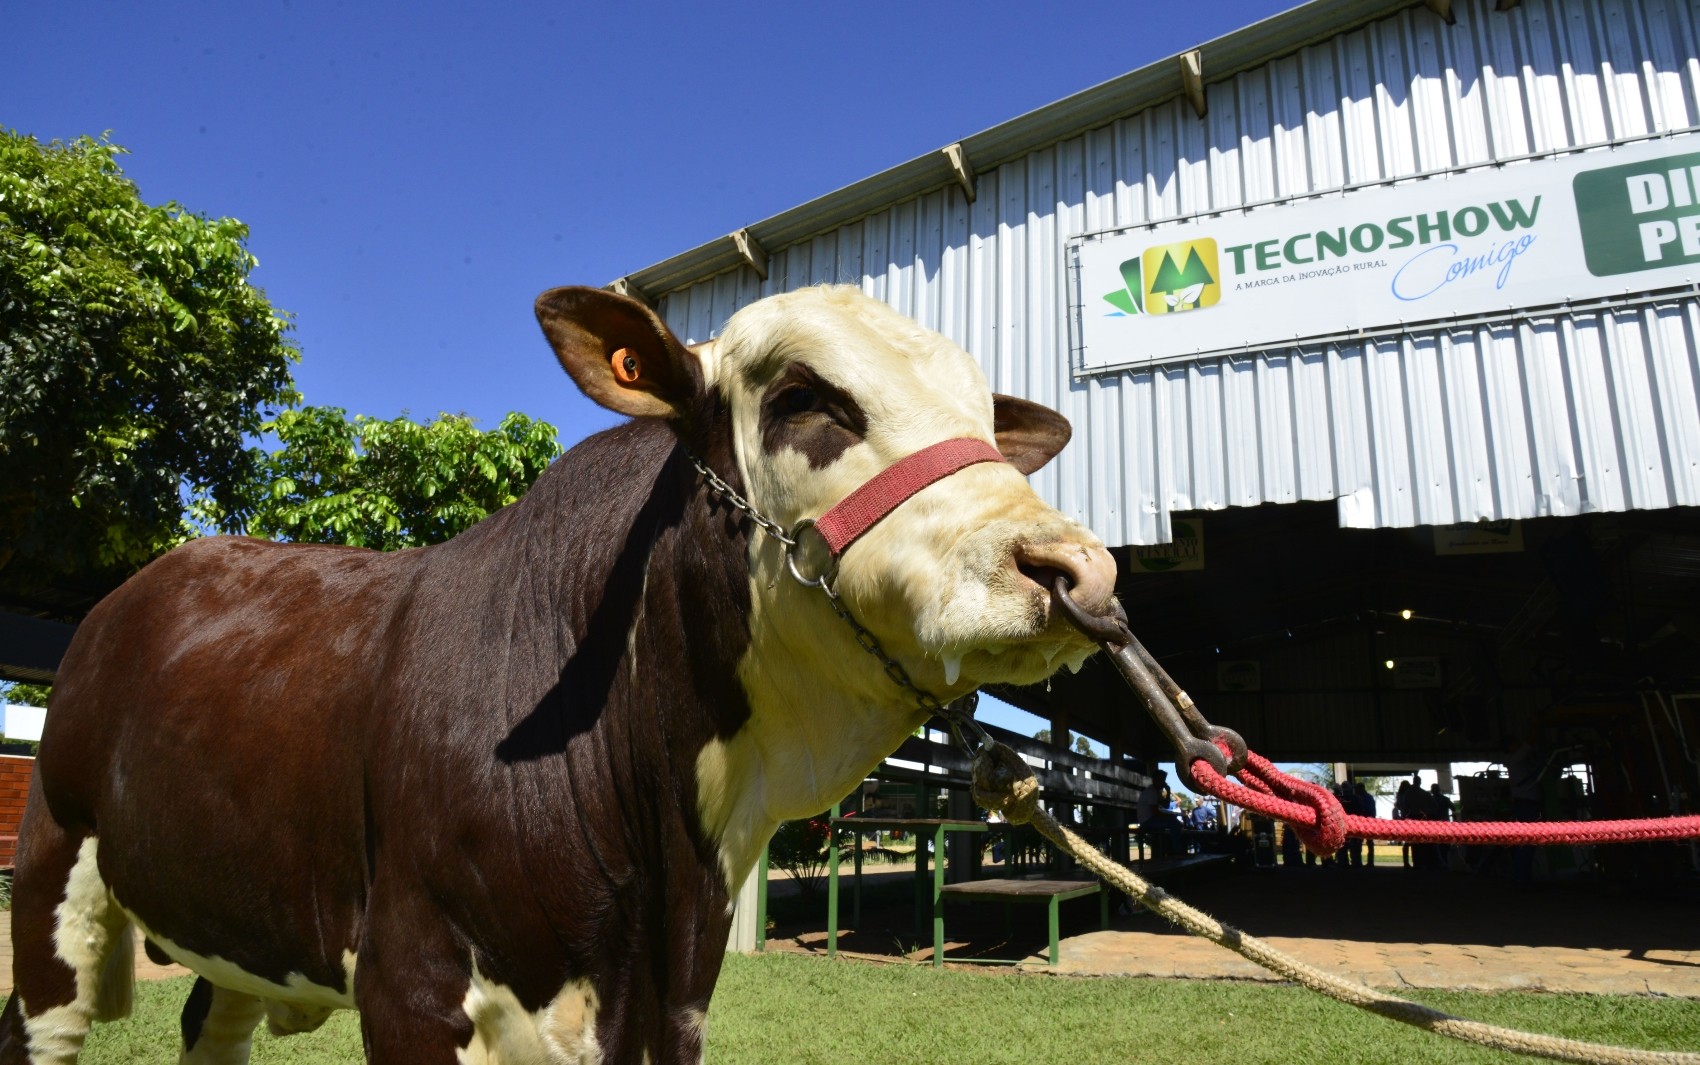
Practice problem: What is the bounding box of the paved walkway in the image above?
[775,863,1700,996]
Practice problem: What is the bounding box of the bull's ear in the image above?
[535,286,700,419]
[992,394,1072,475]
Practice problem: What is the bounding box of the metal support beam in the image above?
[1178,50,1206,119]
[731,228,768,281]
[1425,0,1456,24]
[606,276,654,309]
[942,142,976,203]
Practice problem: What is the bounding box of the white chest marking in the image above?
[114,903,357,1011]
[457,965,602,1065]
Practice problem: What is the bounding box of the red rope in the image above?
[1189,746,1700,857]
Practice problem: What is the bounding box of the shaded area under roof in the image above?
[0,612,75,685]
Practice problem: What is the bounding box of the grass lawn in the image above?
[76,954,1700,1064]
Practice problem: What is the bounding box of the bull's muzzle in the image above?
[1012,539,1116,621]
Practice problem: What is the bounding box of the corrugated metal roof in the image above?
[646,0,1700,548]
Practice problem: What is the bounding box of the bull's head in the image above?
[536,284,1116,882]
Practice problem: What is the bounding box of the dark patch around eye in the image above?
[758,362,868,470]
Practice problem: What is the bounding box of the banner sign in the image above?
[1129,517,1203,572]
[1070,134,1700,373]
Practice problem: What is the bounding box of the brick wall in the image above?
[0,755,33,867]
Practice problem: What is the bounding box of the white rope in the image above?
[969,741,1700,1065]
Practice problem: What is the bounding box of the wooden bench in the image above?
[935,877,1107,967]
[800,721,1148,964]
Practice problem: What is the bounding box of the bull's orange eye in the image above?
[611,347,641,384]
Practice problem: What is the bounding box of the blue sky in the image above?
[12,0,1295,439]
[10,0,1297,738]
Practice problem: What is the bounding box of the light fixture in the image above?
[1384,659,1396,670]
[1400,608,1413,620]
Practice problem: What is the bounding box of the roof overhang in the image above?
[615,0,1425,299]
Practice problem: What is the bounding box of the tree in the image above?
[766,816,834,900]
[1034,728,1098,757]
[0,131,298,612]
[1287,762,1336,788]
[247,407,562,550]
[0,681,48,707]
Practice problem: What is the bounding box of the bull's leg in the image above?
[178,978,264,1065]
[353,896,473,1065]
[0,797,131,1065]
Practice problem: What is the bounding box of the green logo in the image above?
[1102,257,1145,315]
[1102,239,1222,317]
[1143,239,1220,314]
[1131,519,1204,573]
[1574,149,1700,276]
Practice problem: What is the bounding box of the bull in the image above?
[2,284,1116,1064]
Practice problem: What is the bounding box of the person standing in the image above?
[1339,782,1364,868]
[1393,781,1416,868]
[1429,782,1455,868]
[1411,775,1440,870]
[1352,781,1377,867]
[1508,735,1552,885]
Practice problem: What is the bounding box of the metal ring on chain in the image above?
[783,518,839,589]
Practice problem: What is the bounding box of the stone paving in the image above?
[775,863,1700,996]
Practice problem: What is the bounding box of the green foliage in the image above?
[1034,729,1099,757]
[246,407,562,550]
[0,131,298,605]
[1287,762,1337,788]
[0,681,49,707]
[766,817,833,898]
[1358,774,1403,801]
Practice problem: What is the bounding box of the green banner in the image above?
[1575,149,1700,276]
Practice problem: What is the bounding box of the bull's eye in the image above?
[772,385,822,419]
[760,369,867,466]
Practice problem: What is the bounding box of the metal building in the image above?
[619,0,1700,834]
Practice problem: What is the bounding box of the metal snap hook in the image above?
[784,518,839,589]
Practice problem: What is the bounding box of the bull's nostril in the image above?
[1015,559,1065,592]
[1014,540,1116,617]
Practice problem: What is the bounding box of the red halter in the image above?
[813,438,1005,556]
[773,437,1005,590]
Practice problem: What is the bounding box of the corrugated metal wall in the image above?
[658,0,1700,548]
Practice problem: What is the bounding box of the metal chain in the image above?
[686,450,991,754]
[687,453,796,547]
